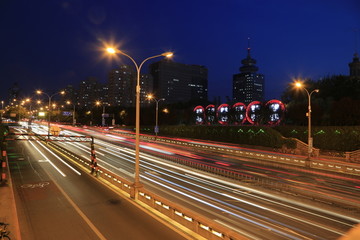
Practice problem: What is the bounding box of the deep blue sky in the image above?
[1,0,359,103]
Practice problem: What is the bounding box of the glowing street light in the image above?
[36,90,65,138]
[66,101,77,126]
[147,94,165,139]
[294,81,319,161]
[96,101,109,127]
[106,46,173,198]
[0,100,3,119]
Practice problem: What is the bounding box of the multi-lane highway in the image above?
[9,122,360,239]
[7,126,191,240]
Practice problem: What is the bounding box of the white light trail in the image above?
[142,175,303,240]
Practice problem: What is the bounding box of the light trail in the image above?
[142,174,305,240]
[142,164,344,237]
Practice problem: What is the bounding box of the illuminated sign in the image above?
[193,106,205,125]
[193,100,285,125]
[217,104,229,125]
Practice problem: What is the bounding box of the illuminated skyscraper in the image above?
[107,65,153,107]
[149,59,208,104]
[233,43,264,104]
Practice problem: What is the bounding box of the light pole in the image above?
[106,47,173,198]
[147,94,165,138]
[295,82,319,160]
[1,101,4,120]
[36,90,65,138]
[66,101,77,126]
[96,101,109,127]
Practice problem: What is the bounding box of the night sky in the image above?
[1,0,359,103]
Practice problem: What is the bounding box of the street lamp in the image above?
[295,82,319,160]
[147,94,165,138]
[96,101,109,127]
[36,90,65,138]
[106,47,173,198]
[1,101,4,119]
[66,101,77,126]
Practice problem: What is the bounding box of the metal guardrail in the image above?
[346,149,360,163]
[139,136,360,176]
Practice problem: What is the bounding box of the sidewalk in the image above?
[0,179,21,240]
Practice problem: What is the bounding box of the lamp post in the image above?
[147,94,165,139]
[106,47,173,198]
[36,90,65,138]
[1,101,4,120]
[96,101,109,127]
[295,82,319,161]
[66,101,77,126]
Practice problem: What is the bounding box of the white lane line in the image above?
[48,169,107,240]
[37,141,82,176]
[29,141,66,177]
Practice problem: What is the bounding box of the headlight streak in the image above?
[42,129,359,234]
[138,154,356,237]
[143,169,325,239]
[105,134,126,141]
[136,152,360,225]
[36,140,82,176]
[28,140,66,177]
[53,132,360,228]
[186,174,356,228]
[211,219,263,240]
[182,172,360,224]
[58,140,134,176]
[141,174,304,240]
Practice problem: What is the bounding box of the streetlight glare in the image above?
[295,82,302,88]
[106,47,116,54]
[162,52,173,58]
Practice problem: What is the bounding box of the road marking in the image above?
[21,182,50,189]
[50,177,107,240]
[29,141,66,177]
[38,160,49,162]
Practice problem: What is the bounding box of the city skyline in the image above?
[1,0,359,104]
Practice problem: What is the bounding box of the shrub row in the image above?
[274,126,360,152]
[142,125,294,149]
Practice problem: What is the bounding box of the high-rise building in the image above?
[233,45,265,104]
[78,77,102,108]
[8,82,21,104]
[107,65,153,107]
[108,65,134,107]
[349,52,360,77]
[149,59,208,104]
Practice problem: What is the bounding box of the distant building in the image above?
[233,45,265,104]
[107,65,153,107]
[78,77,102,108]
[8,82,21,104]
[62,85,77,103]
[149,59,208,104]
[349,52,360,77]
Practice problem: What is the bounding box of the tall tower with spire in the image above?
[349,29,360,78]
[233,39,265,104]
[349,52,360,77]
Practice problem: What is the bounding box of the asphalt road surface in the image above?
[8,139,190,240]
